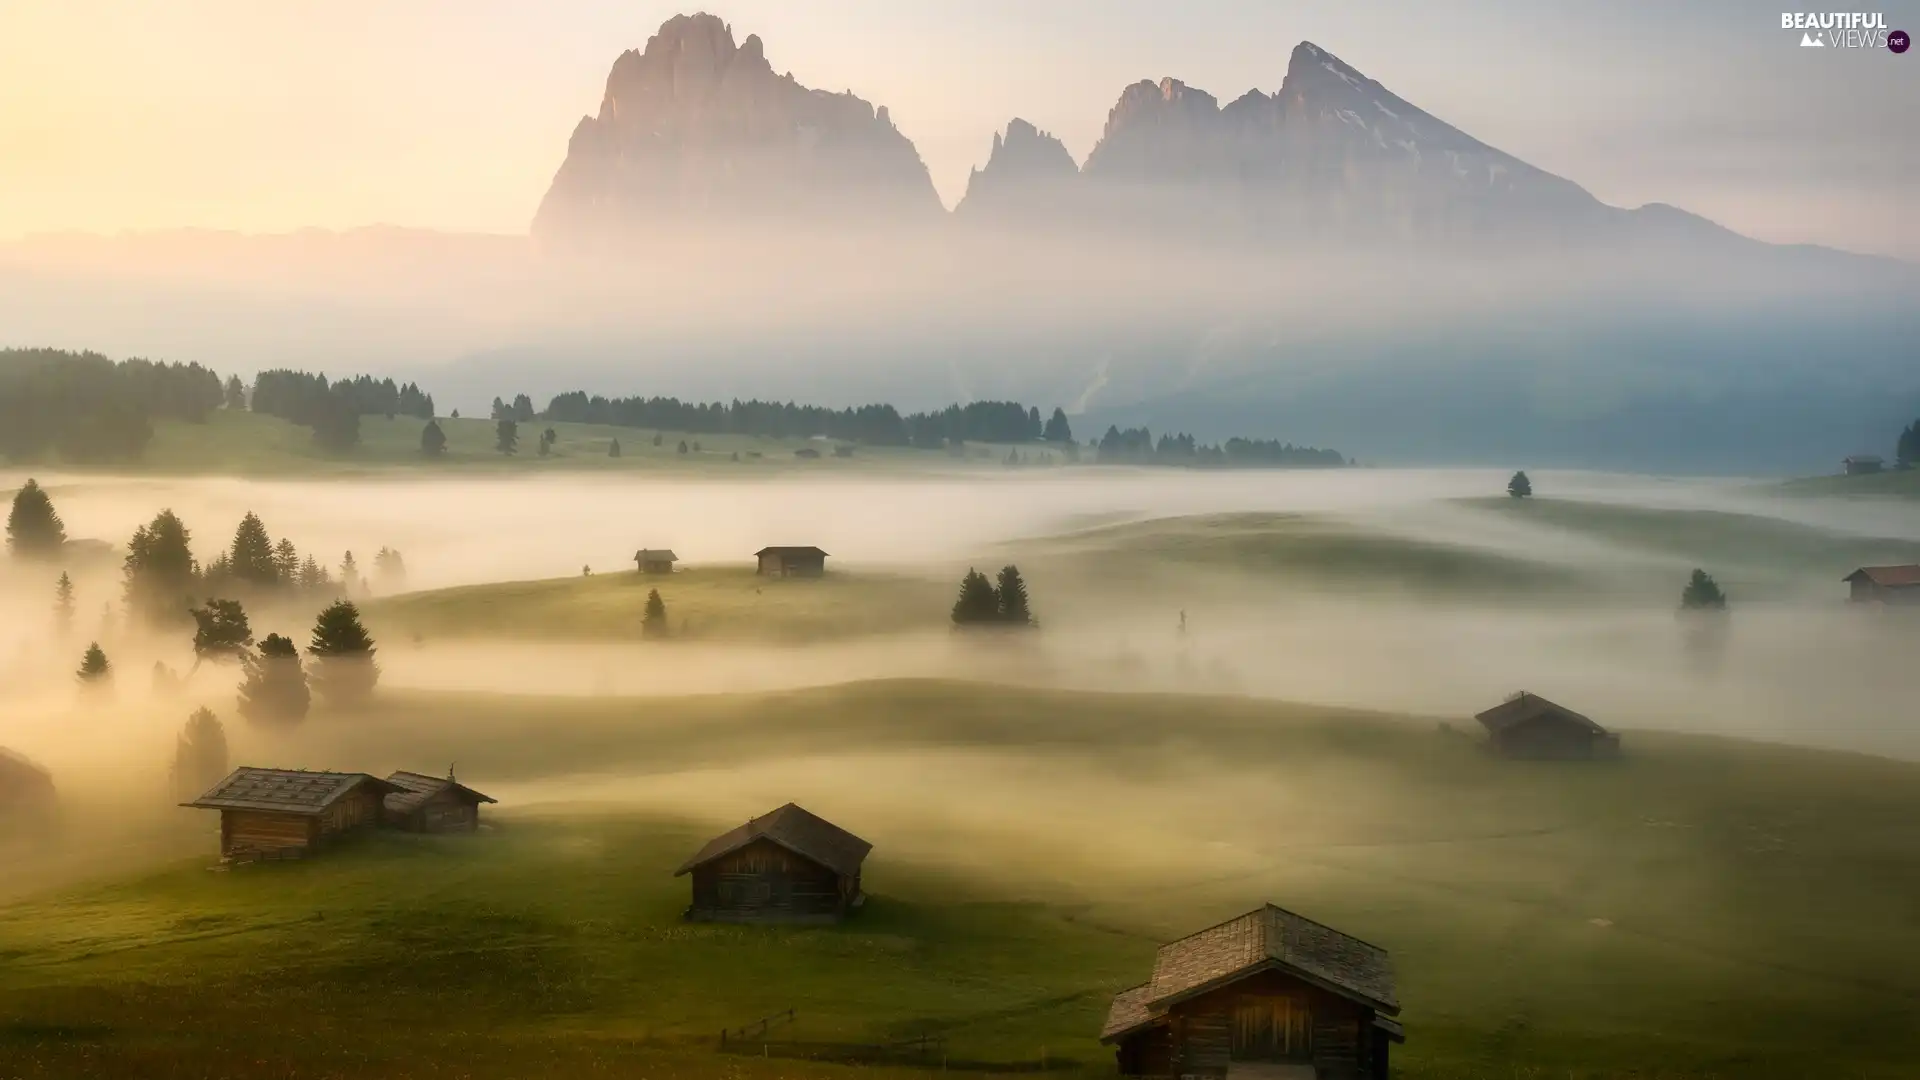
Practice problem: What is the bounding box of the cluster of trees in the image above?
[250,370,435,453]
[1094,427,1348,469]
[537,391,1073,449]
[951,565,1037,629]
[0,349,224,462]
[1898,419,1918,470]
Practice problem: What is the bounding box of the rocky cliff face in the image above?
[532,13,941,243]
[953,119,1079,223]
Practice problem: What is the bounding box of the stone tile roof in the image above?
[184,768,397,815]
[674,802,870,878]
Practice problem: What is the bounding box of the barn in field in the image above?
[1473,692,1620,760]
[0,748,57,837]
[634,549,678,575]
[1843,455,1885,476]
[1101,903,1403,1080]
[183,768,398,862]
[675,803,870,924]
[755,545,829,577]
[1843,565,1920,604]
[381,770,496,832]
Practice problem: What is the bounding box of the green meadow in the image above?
[4,680,1919,1080]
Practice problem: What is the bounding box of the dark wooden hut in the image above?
[1844,565,1920,604]
[381,770,496,832]
[755,546,829,577]
[1101,903,1403,1080]
[1473,692,1620,759]
[634,549,678,575]
[1843,455,1885,476]
[183,768,399,862]
[0,748,57,838]
[674,803,870,923]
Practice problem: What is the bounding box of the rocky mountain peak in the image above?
[956,118,1079,220]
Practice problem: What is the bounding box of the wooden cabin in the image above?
[1844,565,1920,604]
[382,770,496,832]
[634,548,678,575]
[1102,903,1404,1080]
[0,747,57,838]
[1843,455,1885,476]
[755,546,829,578]
[1473,692,1620,760]
[674,803,870,924]
[183,767,398,863]
[793,447,822,459]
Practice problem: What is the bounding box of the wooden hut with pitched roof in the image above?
[381,769,496,833]
[183,768,399,863]
[1101,903,1403,1080]
[674,803,870,923]
[1473,692,1620,760]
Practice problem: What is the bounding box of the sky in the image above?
[1,0,1914,258]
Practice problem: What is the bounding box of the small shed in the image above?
[183,767,399,862]
[1844,565,1920,604]
[1101,903,1403,1080]
[674,803,870,923]
[0,748,57,837]
[1473,692,1620,760]
[1843,455,1885,476]
[794,447,821,459]
[634,548,678,575]
[756,546,828,578]
[382,770,496,832]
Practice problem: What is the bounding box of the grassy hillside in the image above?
[361,566,952,644]
[5,680,1919,1078]
[1778,468,1920,497]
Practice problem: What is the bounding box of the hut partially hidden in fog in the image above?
[675,803,870,924]
[381,770,496,832]
[1101,903,1404,1080]
[0,748,57,836]
[184,768,398,863]
[1474,692,1620,760]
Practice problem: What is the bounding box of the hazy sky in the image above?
[2,0,1914,258]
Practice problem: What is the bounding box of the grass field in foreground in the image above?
[1777,469,1920,498]
[4,680,1920,1079]
[360,566,953,644]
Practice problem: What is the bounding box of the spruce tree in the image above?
[996,565,1035,627]
[609,438,622,458]
[642,589,669,638]
[676,439,689,455]
[228,512,278,587]
[238,633,311,726]
[190,598,254,666]
[298,554,326,590]
[951,569,1000,627]
[420,419,447,457]
[54,572,75,637]
[170,707,230,799]
[123,510,197,627]
[496,419,518,455]
[652,432,664,447]
[7,479,67,558]
[1679,569,1728,612]
[77,642,110,684]
[308,600,379,707]
[223,374,247,409]
[374,547,406,591]
[1899,420,1919,470]
[1043,407,1073,443]
[1508,470,1533,499]
[273,538,300,583]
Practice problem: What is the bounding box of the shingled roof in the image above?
[754,546,829,558]
[1473,692,1607,735]
[382,771,497,815]
[674,803,870,878]
[1845,565,1920,587]
[634,549,678,562]
[183,768,398,815]
[1099,904,1398,1043]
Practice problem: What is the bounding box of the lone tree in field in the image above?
[676,439,689,455]
[7,479,67,559]
[169,707,230,800]
[308,600,379,707]
[123,510,198,627]
[420,419,447,457]
[651,432,664,447]
[1507,471,1533,499]
[951,569,1001,627]
[223,374,247,410]
[1679,569,1728,612]
[495,418,519,455]
[76,642,110,686]
[227,512,279,588]
[189,598,254,669]
[642,589,670,638]
[1677,568,1732,674]
[996,565,1036,627]
[238,633,311,726]
[608,437,621,458]
[54,572,75,637]
[538,427,557,457]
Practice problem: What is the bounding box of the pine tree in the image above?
[77,641,110,684]
[1043,407,1073,443]
[538,428,554,457]
[298,554,326,590]
[7,479,67,558]
[228,512,278,587]
[496,419,518,455]
[996,564,1035,627]
[1508,471,1533,499]
[340,551,362,597]
[238,633,311,726]
[676,439,689,455]
[170,707,230,799]
[420,419,447,457]
[223,374,247,410]
[190,598,254,666]
[374,547,407,591]
[642,589,669,639]
[1898,419,1919,470]
[951,569,1000,627]
[273,538,300,583]
[652,432,664,447]
[1679,569,1728,612]
[54,572,75,637]
[123,510,197,627]
[308,600,379,707]
[609,438,622,458]
[511,394,535,422]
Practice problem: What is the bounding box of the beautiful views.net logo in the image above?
[1780,11,1907,50]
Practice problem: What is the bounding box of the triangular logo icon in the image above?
[1800,31,1825,46]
